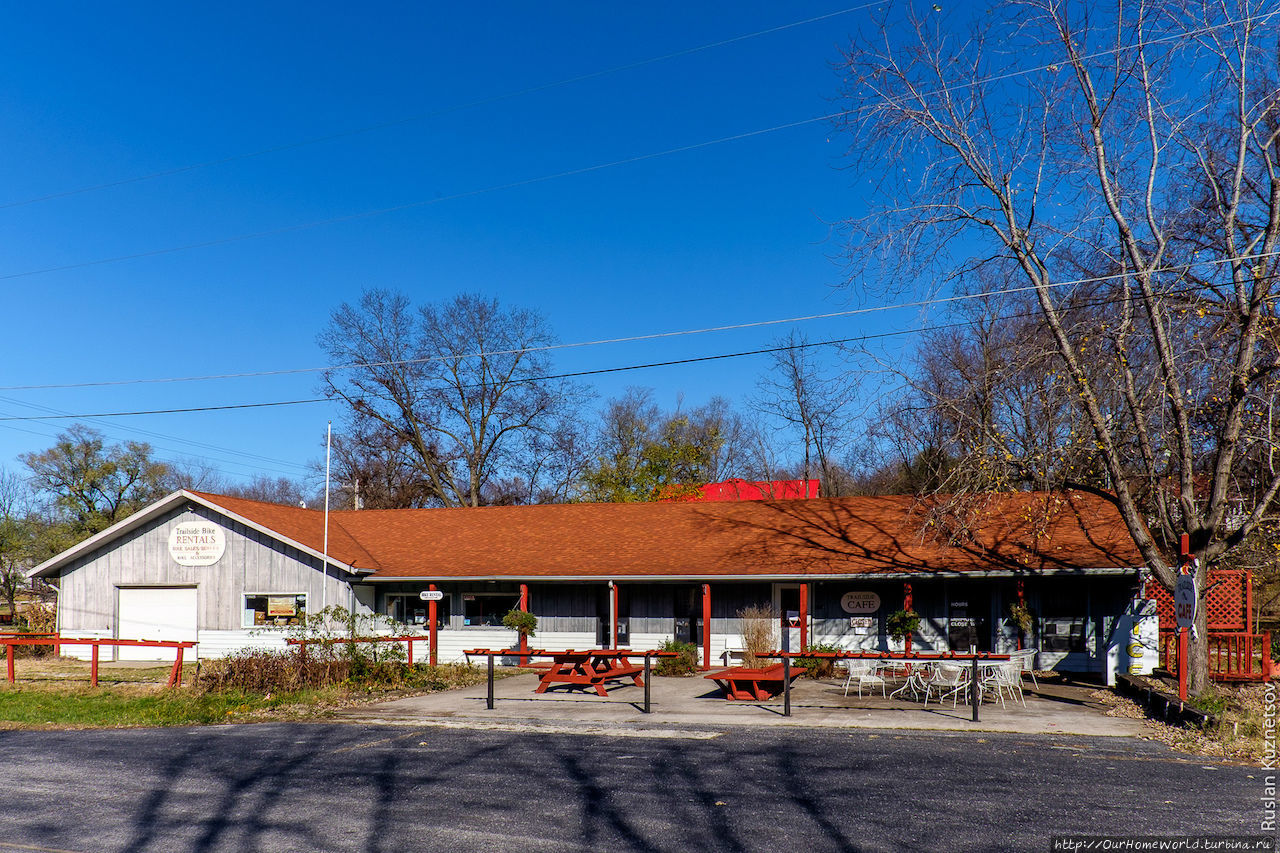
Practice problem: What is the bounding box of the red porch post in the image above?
[799,583,809,652]
[701,583,712,671]
[903,582,914,655]
[519,583,530,664]
[1016,579,1026,651]
[428,583,439,667]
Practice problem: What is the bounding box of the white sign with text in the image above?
[840,591,881,614]
[167,522,226,567]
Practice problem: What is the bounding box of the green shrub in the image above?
[797,643,842,678]
[501,609,537,638]
[654,640,698,676]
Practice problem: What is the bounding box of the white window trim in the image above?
[243,591,308,629]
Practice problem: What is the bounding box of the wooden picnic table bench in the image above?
[704,662,804,701]
[534,649,646,697]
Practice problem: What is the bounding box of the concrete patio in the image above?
[333,669,1145,737]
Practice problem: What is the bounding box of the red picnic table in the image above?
[704,662,804,701]
[534,649,646,697]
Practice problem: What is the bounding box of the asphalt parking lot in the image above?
[0,721,1262,852]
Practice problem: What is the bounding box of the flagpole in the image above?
[322,421,331,619]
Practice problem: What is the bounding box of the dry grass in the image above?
[1093,680,1274,766]
[8,657,193,687]
[738,604,778,669]
[0,649,490,729]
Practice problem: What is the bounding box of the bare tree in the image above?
[838,0,1280,691]
[319,291,586,508]
[223,475,314,507]
[753,331,855,496]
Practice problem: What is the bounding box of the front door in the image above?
[773,584,802,653]
[947,594,990,653]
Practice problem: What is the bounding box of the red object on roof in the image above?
[694,479,819,501]
[188,489,1143,580]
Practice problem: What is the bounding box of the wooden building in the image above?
[28,489,1147,675]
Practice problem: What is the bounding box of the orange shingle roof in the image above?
[192,490,1143,579]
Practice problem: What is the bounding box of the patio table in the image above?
[887,659,934,701]
[533,649,645,697]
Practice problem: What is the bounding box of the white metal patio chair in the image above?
[842,658,887,697]
[996,660,1026,706]
[977,661,1025,709]
[923,662,969,707]
[1008,648,1039,688]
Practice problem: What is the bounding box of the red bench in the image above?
[704,662,803,701]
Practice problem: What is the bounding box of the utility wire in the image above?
[0,392,313,473]
[0,8,1272,285]
[1,248,1273,392]
[0,4,878,211]
[0,280,1233,423]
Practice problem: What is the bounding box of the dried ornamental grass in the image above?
[738,604,778,669]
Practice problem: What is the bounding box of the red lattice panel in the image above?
[1144,569,1250,633]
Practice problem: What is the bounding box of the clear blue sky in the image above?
[0,2,925,488]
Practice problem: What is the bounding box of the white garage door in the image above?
[117,587,198,661]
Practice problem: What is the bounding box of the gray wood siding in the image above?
[57,503,357,634]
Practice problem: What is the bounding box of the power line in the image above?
[0,280,1231,423]
[1,248,1274,393]
[0,415,313,480]
[0,4,878,211]
[0,393,313,474]
[0,398,323,422]
[1,8,1273,286]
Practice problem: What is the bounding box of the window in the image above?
[386,594,450,628]
[244,594,306,628]
[462,594,518,627]
[1040,617,1086,652]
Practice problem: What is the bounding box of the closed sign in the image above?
[840,591,881,614]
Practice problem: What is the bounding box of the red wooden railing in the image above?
[1161,631,1272,682]
[285,635,432,665]
[1,635,196,688]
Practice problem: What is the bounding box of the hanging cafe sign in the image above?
[168,521,226,567]
[840,591,881,615]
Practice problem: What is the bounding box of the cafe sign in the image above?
[167,521,226,567]
[840,591,881,615]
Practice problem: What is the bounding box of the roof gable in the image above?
[29,490,373,579]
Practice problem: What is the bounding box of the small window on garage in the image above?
[244,594,307,627]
